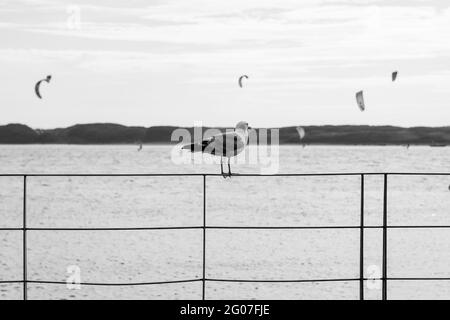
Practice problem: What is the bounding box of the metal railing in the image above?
[0,172,450,300]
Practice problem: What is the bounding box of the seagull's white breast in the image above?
[205,132,246,157]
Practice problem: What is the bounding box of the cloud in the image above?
[0,0,449,127]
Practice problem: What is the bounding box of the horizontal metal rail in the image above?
[0,172,449,177]
[18,226,203,231]
[0,172,449,300]
[5,277,450,286]
[205,278,360,283]
[3,225,450,231]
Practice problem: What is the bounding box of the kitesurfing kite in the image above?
[296,126,306,140]
[392,71,398,82]
[238,75,248,88]
[35,75,52,99]
[356,90,365,111]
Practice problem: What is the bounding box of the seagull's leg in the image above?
[220,157,226,178]
[227,157,232,177]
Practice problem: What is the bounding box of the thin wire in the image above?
[0,280,23,284]
[0,172,449,177]
[207,226,363,230]
[26,226,203,231]
[4,277,450,286]
[206,278,360,283]
[387,277,450,281]
[26,279,203,286]
[3,225,450,231]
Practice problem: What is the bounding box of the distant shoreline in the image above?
[0,123,449,145]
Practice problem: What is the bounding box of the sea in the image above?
[0,145,449,299]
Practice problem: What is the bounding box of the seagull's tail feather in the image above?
[182,143,203,153]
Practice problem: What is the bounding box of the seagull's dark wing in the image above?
[182,132,245,157]
[182,136,216,153]
[201,136,215,148]
[205,132,245,156]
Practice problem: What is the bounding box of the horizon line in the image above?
[2,122,450,130]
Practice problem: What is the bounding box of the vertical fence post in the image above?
[382,174,388,300]
[202,175,206,300]
[23,175,27,301]
[360,174,364,300]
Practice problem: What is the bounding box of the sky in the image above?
[0,0,449,128]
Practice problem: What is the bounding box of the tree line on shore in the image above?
[0,123,449,145]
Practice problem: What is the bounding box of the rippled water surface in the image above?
[0,145,449,299]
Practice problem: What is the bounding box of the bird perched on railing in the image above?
[182,121,251,178]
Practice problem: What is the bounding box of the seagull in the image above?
[182,121,251,178]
